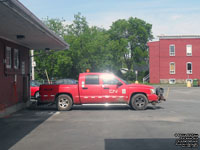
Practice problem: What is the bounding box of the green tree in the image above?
[64,13,115,77]
[34,18,72,80]
[43,17,67,37]
[34,14,153,82]
[109,17,153,81]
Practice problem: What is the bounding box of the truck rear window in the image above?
[85,75,99,85]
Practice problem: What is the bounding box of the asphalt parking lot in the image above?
[0,87,200,150]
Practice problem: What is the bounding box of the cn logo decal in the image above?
[109,89,118,93]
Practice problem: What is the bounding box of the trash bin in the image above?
[198,79,200,87]
[193,79,198,87]
[187,80,191,88]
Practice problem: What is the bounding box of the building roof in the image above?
[0,0,69,50]
[158,35,200,40]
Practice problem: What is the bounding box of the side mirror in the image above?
[117,82,123,87]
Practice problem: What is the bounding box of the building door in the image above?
[23,76,29,102]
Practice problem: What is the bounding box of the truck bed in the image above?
[39,84,79,103]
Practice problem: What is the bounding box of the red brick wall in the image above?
[148,41,160,83]
[148,38,200,83]
[0,38,30,110]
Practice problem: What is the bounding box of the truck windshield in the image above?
[31,80,41,87]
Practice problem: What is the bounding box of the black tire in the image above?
[34,91,40,99]
[56,94,73,111]
[130,94,148,110]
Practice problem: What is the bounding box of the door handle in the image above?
[82,87,88,89]
[103,87,109,89]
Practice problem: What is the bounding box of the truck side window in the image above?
[85,75,99,85]
[102,75,120,85]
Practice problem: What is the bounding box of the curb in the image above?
[0,102,26,118]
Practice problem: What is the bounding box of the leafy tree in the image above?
[34,18,72,80]
[109,17,153,81]
[43,17,67,37]
[34,13,153,82]
[64,13,115,77]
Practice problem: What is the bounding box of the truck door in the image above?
[79,74,103,103]
[101,74,128,103]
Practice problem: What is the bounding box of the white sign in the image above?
[32,61,36,67]
[122,89,126,94]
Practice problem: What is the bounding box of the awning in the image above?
[0,0,69,50]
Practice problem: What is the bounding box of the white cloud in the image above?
[152,13,200,38]
[170,15,182,20]
[62,10,200,40]
[87,12,130,29]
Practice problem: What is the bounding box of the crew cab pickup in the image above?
[39,72,165,111]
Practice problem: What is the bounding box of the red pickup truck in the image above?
[39,72,165,111]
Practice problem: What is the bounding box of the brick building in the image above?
[0,0,68,117]
[148,35,200,84]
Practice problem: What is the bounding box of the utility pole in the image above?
[135,70,138,84]
[30,50,36,80]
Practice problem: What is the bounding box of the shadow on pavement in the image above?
[0,108,56,150]
[72,105,164,111]
[146,106,164,110]
[104,138,188,150]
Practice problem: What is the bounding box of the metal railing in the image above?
[143,74,150,83]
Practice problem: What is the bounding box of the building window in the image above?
[186,45,192,56]
[186,62,192,74]
[5,47,12,69]
[85,75,99,85]
[169,45,175,56]
[14,49,19,69]
[186,79,193,84]
[170,62,175,74]
[169,79,176,84]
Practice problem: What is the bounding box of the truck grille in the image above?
[156,87,164,96]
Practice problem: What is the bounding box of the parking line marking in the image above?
[54,112,60,115]
[165,87,170,99]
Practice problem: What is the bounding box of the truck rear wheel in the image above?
[130,94,148,110]
[56,94,73,111]
[34,91,40,99]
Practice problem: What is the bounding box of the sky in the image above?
[19,0,200,40]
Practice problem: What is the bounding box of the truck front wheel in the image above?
[56,94,73,111]
[130,94,148,110]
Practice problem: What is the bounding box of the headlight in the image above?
[150,89,155,94]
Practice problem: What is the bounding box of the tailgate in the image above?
[39,84,59,102]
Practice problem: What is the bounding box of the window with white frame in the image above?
[5,47,12,69]
[14,49,19,69]
[187,62,192,74]
[186,45,192,56]
[169,79,176,84]
[169,45,175,56]
[170,62,175,74]
[186,79,193,84]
